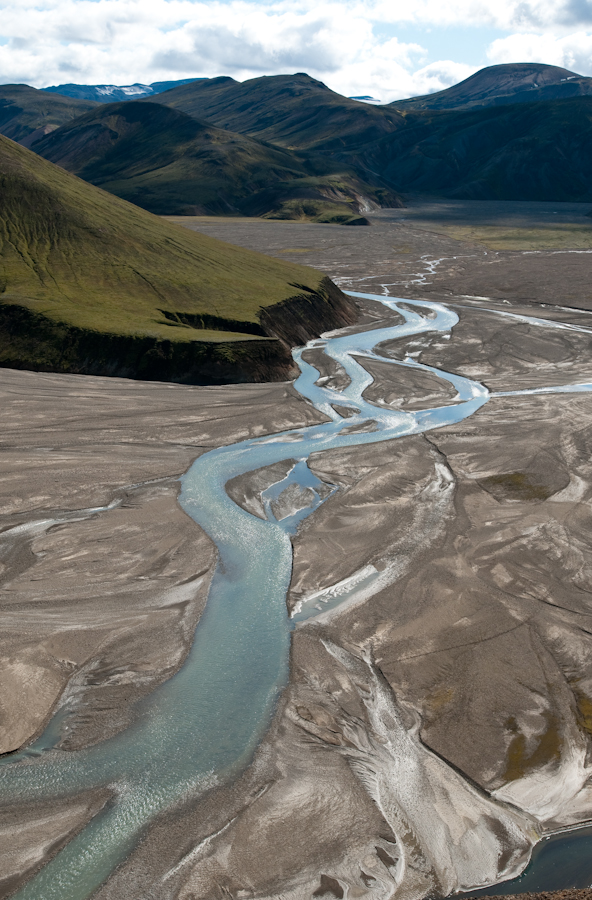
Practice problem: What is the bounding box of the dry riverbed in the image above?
[3,202,592,899]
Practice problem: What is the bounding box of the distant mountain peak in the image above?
[389,62,592,111]
[42,78,206,103]
[95,84,151,97]
[349,95,382,104]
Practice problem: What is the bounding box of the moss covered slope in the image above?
[0,134,357,382]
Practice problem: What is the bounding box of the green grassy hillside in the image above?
[155,73,403,151]
[32,100,396,219]
[351,97,592,202]
[0,84,98,147]
[0,134,356,381]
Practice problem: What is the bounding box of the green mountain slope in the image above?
[32,100,397,219]
[152,68,592,204]
[389,63,592,111]
[0,84,98,147]
[155,73,402,151]
[345,97,592,202]
[0,134,357,382]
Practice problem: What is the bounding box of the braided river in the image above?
[2,292,592,899]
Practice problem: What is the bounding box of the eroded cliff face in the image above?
[0,277,358,385]
[259,277,358,348]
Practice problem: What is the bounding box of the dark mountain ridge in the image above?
[0,84,98,147]
[154,73,403,150]
[349,96,592,201]
[389,62,592,111]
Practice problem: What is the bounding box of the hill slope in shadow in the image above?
[32,100,399,219]
[349,97,592,201]
[0,84,98,148]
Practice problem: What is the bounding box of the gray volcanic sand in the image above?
[3,204,592,899]
[0,371,324,892]
[175,201,592,309]
[372,198,592,228]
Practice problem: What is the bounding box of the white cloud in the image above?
[0,0,469,100]
[487,30,592,73]
[0,0,591,102]
[369,0,592,31]
[152,9,375,75]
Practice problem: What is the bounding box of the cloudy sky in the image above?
[1,0,592,101]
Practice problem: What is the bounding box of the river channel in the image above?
[1,292,591,899]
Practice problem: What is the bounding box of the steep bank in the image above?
[0,134,357,383]
[0,277,356,384]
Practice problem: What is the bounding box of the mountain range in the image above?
[31,98,398,219]
[2,62,592,215]
[42,78,206,103]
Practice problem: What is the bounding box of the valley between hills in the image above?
[2,63,592,900]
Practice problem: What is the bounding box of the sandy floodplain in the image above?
[3,202,592,899]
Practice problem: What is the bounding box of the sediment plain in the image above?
[2,200,592,899]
